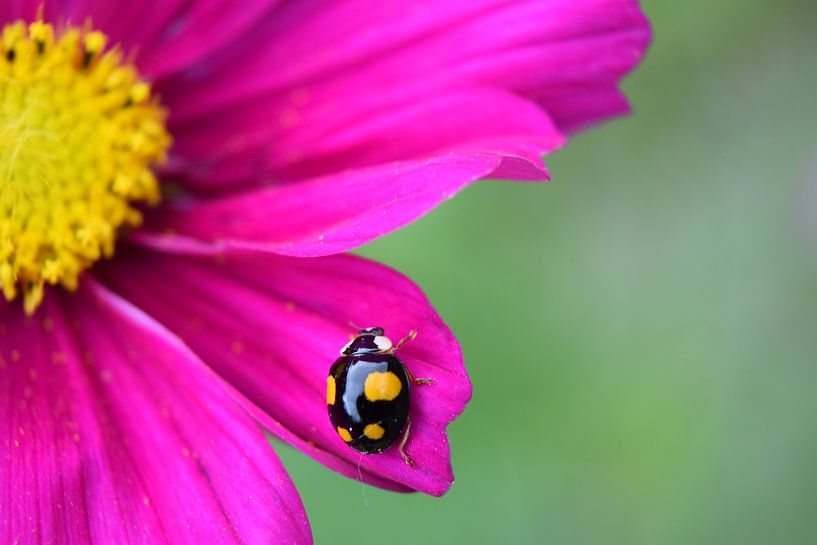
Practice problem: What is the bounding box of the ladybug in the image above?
[326,327,432,466]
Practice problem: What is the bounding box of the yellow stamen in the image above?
[0,20,171,314]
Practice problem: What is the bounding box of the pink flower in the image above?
[0,1,649,543]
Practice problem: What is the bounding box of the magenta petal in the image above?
[33,1,280,82]
[167,81,565,187]
[96,247,472,497]
[132,0,282,81]
[142,149,550,257]
[0,1,37,22]
[159,0,648,187]
[48,0,189,57]
[0,281,310,543]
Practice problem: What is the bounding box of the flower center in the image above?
[0,20,170,314]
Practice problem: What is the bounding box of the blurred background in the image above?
[277,1,817,543]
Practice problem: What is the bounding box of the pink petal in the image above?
[96,246,471,497]
[0,282,310,543]
[0,0,37,22]
[31,1,280,82]
[167,80,565,188]
[129,0,283,81]
[45,0,187,55]
[139,148,550,257]
[158,0,649,187]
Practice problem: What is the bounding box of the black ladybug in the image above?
[326,327,432,465]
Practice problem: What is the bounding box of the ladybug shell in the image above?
[327,353,410,454]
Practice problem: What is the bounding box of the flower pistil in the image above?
[0,20,170,314]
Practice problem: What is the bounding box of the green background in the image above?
[277,1,817,543]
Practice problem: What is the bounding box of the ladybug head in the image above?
[341,327,392,355]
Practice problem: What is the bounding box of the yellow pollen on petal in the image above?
[0,20,171,314]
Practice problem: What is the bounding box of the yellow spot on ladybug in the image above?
[363,423,385,440]
[336,426,352,442]
[364,371,402,402]
[326,376,336,405]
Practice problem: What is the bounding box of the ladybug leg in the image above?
[393,329,417,351]
[405,365,435,385]
[399,418,414,466]
[394,331,434,384]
